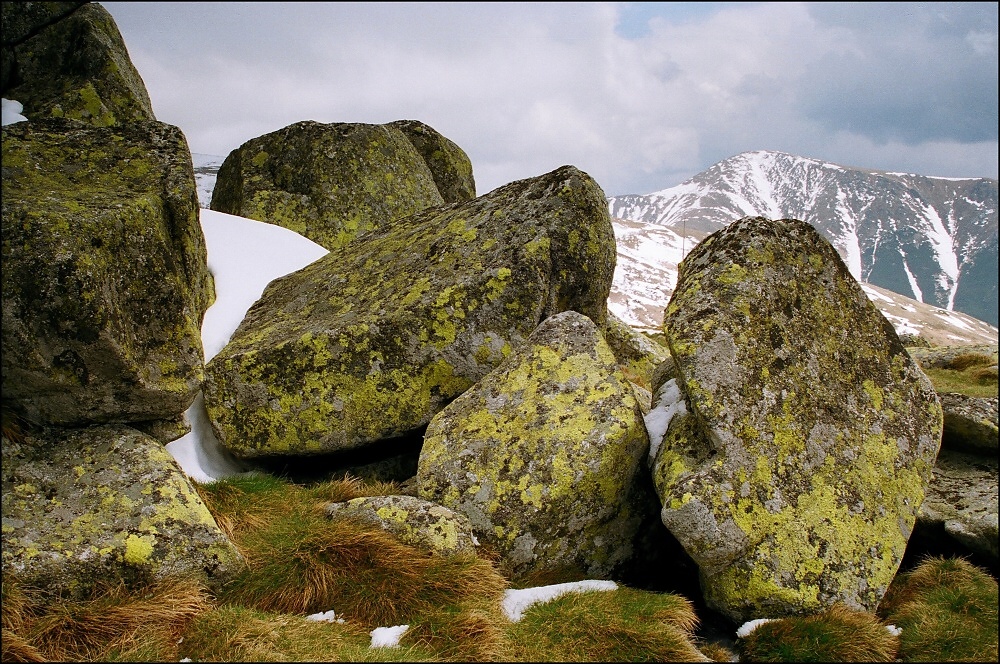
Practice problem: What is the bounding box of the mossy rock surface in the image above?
[326,494,478,555]
[417,311,652,579]
[388,119,476,203]
[654,216,943,622]
[917,448,998,563]
[2,118,213,427]
[204,165,615,458]
[210,120,447,250]
[604,309,670,389]
[2,2,155,126]
[1,425,244,599]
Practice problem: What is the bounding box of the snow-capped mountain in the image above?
[608,150,998,327]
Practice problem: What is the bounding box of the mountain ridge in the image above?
[608,150,998,327]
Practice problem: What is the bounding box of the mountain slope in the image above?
[608,150,998,326]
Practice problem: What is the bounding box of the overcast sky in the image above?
[101,1,998,197]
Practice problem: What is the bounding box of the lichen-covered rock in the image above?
[210,120,446,250]
[2,118,213,427]
[1,425,244,598]
[653,216,943,622]
[939,393,998,455]
[604,309,670,390]
[1,2,155,126]
[388,119,476,204]
[417,311,652,579]
[205,165,615,457]
[918,449,998,564]
[326,495,478,555]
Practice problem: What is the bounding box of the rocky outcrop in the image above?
[388,119,476,204]
[204,165,615,458]
[918,449,998,564]
[2,118,213,427]
[939,393,998,455]
[1,425,244,598]
[417,311,652,579]
[210,120,452,250]
[651,216,943,622]
[603,309,670,390]
[1,2,155,126]
[326,495,478,555]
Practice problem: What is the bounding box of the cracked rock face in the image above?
[918,449,998,564]
[651,216,943,623]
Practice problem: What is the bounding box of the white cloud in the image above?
[102,2,998,196]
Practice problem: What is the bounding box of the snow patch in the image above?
[644,379,687,465]
[736,618,776,638]
[502,580,618,622]
[2,98,27,126]
[370,625,409,648]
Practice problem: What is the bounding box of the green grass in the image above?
[505,586,711,662]
[921,352,999,398]
[736,603,900,662]
[878,556,998,662]
[4,474,997,662]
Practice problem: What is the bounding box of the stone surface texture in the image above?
[652,216,943,622]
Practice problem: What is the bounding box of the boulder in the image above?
[209,120,446,250]
[603,309,670,390]
[417,311,653,579]
[652,216,943,622]
[1,2,155,126]
[388,119,476,203]
[326,495,478,555]
[204,165,615,457]
[1,425,244,598]
[2,118,213,427]
[939,393,998,454]
[918,449,998,564]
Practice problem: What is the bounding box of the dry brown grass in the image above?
[2,576,212,662]
[943,352,996,371]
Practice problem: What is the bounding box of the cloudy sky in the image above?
[101,2,998,197]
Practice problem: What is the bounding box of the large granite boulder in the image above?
[1,425,244,598]
[204,165,615,458]
[417,311,653,579]
[939,393,998,455]
[388,119,476,203]
[325,494,478,555]
[2,118,213,427]
[1,2,155,126]
[210,120,456,250]
[652,216,943,622]
[917,449,998,564]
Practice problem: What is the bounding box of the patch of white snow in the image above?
[502,580,617,622]
[370,625,409,648]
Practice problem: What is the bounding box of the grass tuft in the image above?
[923,352,999,397]
[878,556,998,662]
[200,473,510,659]
[943,353,996,371]
[505,585,709,662]
[737,603,899,662]
[2,576,212,662]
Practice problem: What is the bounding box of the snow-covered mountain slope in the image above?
[608,150,998,327]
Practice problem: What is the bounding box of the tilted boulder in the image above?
[939,392,998,455]
[210,120,449,250]
[2,118,214,427]
[1,2,155,126]
[1,425,244,598]
[917,449,998,564]
[652,216,943,622]
[326,495,478,555]
[417,311,653,579]
[204,165,615,457]
[388,119,476,204]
